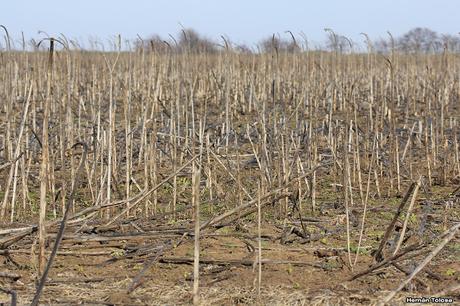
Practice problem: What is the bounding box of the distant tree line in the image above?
[1,26,458,54]
[374,27,460,53]
[261,27,460,54]
[135,28,219,54]
[16,27,455,54]
[125,27,460,54]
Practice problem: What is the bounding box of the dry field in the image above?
[0,43,459,305]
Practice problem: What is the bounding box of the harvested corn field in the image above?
[0,38,459,305]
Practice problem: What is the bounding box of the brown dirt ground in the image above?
[1,216,459,305]
[1,184,459,305]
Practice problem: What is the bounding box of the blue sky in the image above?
[1,0,459,48]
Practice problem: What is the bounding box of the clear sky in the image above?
[1,0,459,48]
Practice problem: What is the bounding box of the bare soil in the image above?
[1,185,459,305]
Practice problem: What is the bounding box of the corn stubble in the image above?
[0,34,459,304]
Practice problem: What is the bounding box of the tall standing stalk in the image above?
[102,37,121,217]
[38,38,55,275]
[192,121,203,305]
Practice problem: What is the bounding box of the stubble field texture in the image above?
[0,36,459,305]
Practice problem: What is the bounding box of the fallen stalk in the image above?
[31,142,88,306]
[382,222,460,304]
